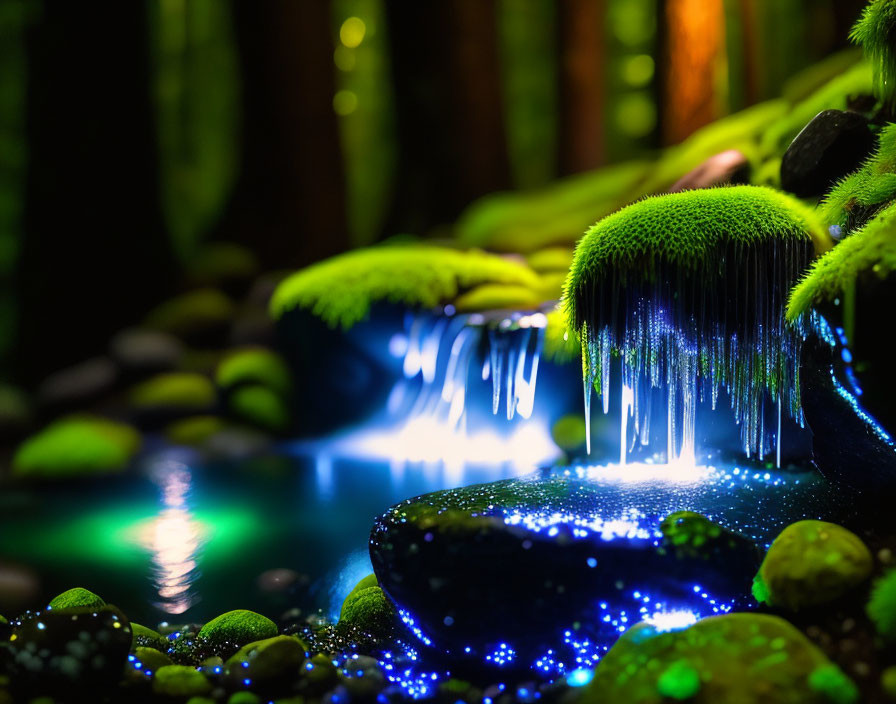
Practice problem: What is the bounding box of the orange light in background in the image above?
[662,0,726,145]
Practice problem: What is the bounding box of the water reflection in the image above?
[138,460,208,615]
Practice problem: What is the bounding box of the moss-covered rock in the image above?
[216,347,291,396]
[526,247,574,273]
[753,520,872,610]
[144,288,235,341]
[453,283,546,312]
[227,692,261,704]
[867,568,896,639]
[659,512,760,566]
[269,245,541,328]
[186,242,259,290]
[581,613,858,704]
[135,646,173,672]
[152,664,212,697]
[228,385,289,432]
[131,622,169,652]
[342,574,379,608]
[165,415,228,446]
[850,0,896,108]
[787,202,896,320]
[197,610,278,657]
[48,587,105,611]
[224,635,308,688]
[337,585,397,641]
[130,372,216,411]
[12,415,141,479]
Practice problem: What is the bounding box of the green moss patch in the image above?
[216,347,291,396]
[152,664,212,697]
[850,0,896,107]
[130,372,216,410]
[337,585,397,641]
[754,520,872,610]
[13,415,141,479]
[582,613,856,704]
[228,385,289,432]
[131,622,169,652]
[270,245,540,328]
[867,569,896,640]
[48,587,105,611]
[197,610,278,656]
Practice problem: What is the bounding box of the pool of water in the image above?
[0,442,534,626]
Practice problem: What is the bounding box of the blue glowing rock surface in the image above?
[370,462,847,672]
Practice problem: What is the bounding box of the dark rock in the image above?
[36,356,118,413]
[230,306,277,347]
[5,605,132,698]
[668,149,750,192]
[781,109,875,198]
[109,328,184,378]
[370,464,846,668]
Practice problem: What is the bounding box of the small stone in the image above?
[153,665,212,697]
[36,357,118,412]
[224,635,307,688]
[109,328,184,377]
[669,149,750,192]
[781,109,875,197]
[753,520,872,610]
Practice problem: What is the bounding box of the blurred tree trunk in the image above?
[735,0,760,107]
[217,0,348,268]
[16,2,176,385]
[383,0,510,235]
[658,0,726,145]
[556,0,606,175]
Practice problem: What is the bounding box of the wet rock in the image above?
[0,563,40,615]
[781,109,875,198]
[144,288,235,347]
[753,520,872,610]
[36,357,118,413]
[668,149,750,192]
[109,328,184,378]
[581,613,858,704]
[6,605,132,698]
[370,465,843,664]
[338,654,387,698]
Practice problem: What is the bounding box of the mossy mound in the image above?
[788,202,896,320]
[342,573,379,608]
[850,0,896,108]
[134,646,173,672]
[337,585,397,641]
[152,664,212,697]
[144,288,235,339]
[526,247,575,273]
[752,520,872,611]
[819,123,896,232]
[269,245,541,329]
[867,569,896,640]
[216,347,291,396]
[131,622,169,652]
[129,372,216,411]
[12,415,141,479]
[196,610,278,656]
[227,385,289,432]
[659,512,759,566]
[224,635,308,688]
[582,613,858,704]
[48,587,105,611]
[565,185,830,333]
[165,415,228,446]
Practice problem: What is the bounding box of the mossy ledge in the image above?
[269,245,541,329]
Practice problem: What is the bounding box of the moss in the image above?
[582,613,855,704]
[228,693,261,704]
[818,124,896,232]
[270,245,541,328]
[135,646,173,672]
[130,372,216,410]
[132,622,169,652]
[659,511,756,564]
[224,635,307,686]
[787,202,896,320]
[550,414,587,452]
[808,664,861,704]
[343,574,379,609]
[197,610,278,655]
[754,520,872,610]
[12,415,141,479]
[216,347,291,396]
[152,664,212,697]
[781,48,864,104]
[882,665,896,697]
[144,288,234,337]
[337,586,396,639]
[455,161,651,252]
[48,587,105,611]
[526,247,575,273]
[228,385,289,432]
[453,284,546,312]
[850,0,896,108]
[867,569,896,639]
[165,415,228,446]
[759,61,874,159]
